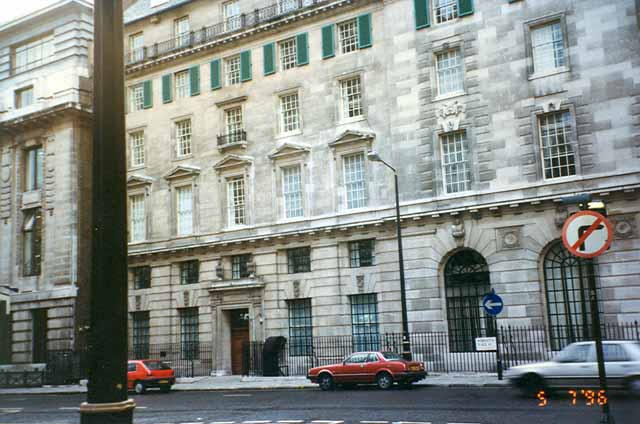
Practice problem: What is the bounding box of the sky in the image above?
[0,0,94,26]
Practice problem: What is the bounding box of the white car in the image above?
[505,341,640,396]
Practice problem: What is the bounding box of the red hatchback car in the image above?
[127,360,175,394]
[307,351,426,390]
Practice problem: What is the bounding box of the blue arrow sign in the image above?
[482,292,504,316]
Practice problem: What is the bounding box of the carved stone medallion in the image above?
[437,101,466,132]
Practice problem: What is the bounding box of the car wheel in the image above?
[626,376,640,397]
[318,373,334,391]
[160,385,171,393]
[519,373,545,398]
[377,372,393,390]
[134,381,146,395]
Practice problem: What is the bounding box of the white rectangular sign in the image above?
[475,337,497,352]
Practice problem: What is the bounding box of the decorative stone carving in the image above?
[356,275,365,293]
[540,99,563,113]
[293,280,300,298]
[215,263,224,279]
[437,101,466,132]
[610,214,638,239]
[554,207,568,228]
[135,296,141,311]
[183,290,190,307]
[496,226,523,250]
[451,219,465,240]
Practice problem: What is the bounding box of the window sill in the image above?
[433,91,466,102]
[217,141,247,153]
[128,165,146,172]
[528,67,570,81]
[542,174,579,183]
[276,129,303,140]
[173,154,194,162]
[338,115,366,125]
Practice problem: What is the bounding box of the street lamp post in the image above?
[367,151,411,360]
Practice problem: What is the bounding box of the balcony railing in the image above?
[217,130,247,147]
[125,0,323,66]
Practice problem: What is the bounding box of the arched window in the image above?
[543,241,599,350]
[444,249,494,352]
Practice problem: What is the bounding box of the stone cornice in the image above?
[0,102,92,133]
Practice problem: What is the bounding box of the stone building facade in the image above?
[0,0,93,363]
[123,0,640,375]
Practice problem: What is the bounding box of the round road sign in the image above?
[562,210,613,258]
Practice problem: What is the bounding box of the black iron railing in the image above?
[217,130,247,147]
[125,0,324,66]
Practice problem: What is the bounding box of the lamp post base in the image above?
[79,399,136,424]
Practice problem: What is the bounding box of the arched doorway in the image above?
[543,241,599,350]
[444,249,494,352]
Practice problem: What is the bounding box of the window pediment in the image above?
[328,129,375,151]
[267,142,310,161]
[127,174,154,189]
[213,154,253,173]
[163,165,201,181]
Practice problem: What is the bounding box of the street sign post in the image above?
[562,210,613,258]
[562,208,614,424]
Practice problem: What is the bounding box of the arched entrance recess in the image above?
[444,249,494,352]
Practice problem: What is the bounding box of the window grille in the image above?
[441,131,471,193]
[25,146,44,192]
[543,241,600,351]
[282,166,303,218]
[176,185,193,235]
[349,239,375,268]
[179,307,199,360]
[444,250,495,352]
[225,107,243,143]
[174,16,190,47]
[338,19,358,54]
[130,131,145,167]
[15,86,34,109]
[288,299,313,356]
[539,111,576,179]
[280,93,300,133]
[436,49,464,96]
[23,208,42,277]
[132,266,151,290]
[350,294,379,351]
[129,84,144,112]
[227,177,246,226]
[175,70,190,98]
[434,0,458,24]
[232,254,251,279]
[287,247,311,274]
[279,38,297,70]
[132,311,150,359]
[180,260,199,285]
[130,194,146,242]
[225,56,241,85]
[175,119,192,157]
[341,77,363,119]
[532,22,565,74]
[343,153,367,209]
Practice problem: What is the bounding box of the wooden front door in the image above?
[230,309,250,375]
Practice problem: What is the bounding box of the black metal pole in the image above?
[495,318,503,380]
[393,173,411,361]
[80,1,134,422]
[586,260,613,424]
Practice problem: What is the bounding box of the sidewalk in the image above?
[0,373,508,395]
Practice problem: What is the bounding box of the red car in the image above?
[307,351,426,390]
[127,360,175,394]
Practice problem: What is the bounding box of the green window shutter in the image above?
[296,33,309,66]
[210,59,221,90]
[458,0,474,17]
[162,74,172,103]
[142,80,153,109]
[358,13,372,49]
[240,50,252,82]
[189,65,200,96]
[321,24,335,59]
[414,0,430,29]
[263,43,276,76]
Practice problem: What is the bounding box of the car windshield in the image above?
[381,352,402,360]
[143,361,171,370]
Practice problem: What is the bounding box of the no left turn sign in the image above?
[562,210,613,258]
